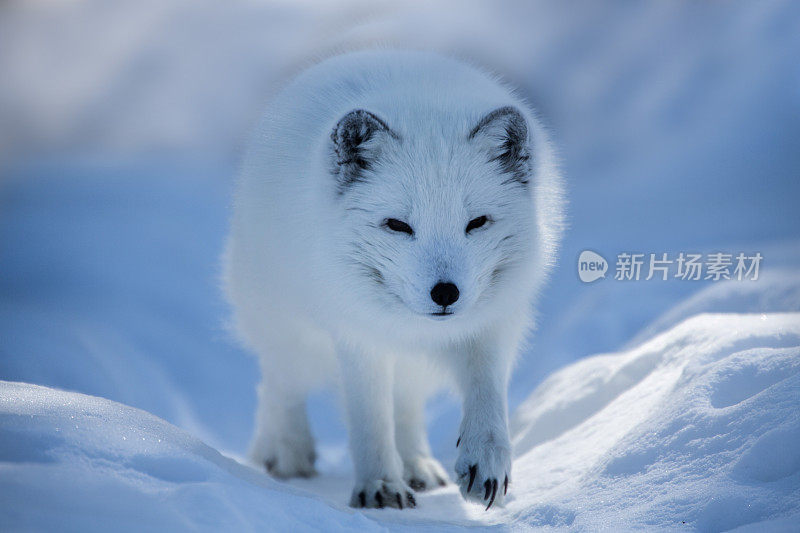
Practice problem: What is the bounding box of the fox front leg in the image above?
[451,336,513,510]
[337,343,416,509]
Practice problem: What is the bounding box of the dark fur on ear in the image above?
[331,109,398,193]
[469,106,532,186]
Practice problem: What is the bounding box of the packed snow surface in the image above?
[2,312,799,531]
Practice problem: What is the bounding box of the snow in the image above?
[0,381,380,532]
[2,0,799,530]
[2,312,799,530]
[511,313,800,530]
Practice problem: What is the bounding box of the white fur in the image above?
[223,49,564,509]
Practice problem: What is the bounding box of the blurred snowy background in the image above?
[1,1,799,530]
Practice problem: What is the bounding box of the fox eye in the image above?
[466,215,489,233]
[384,218,414,235]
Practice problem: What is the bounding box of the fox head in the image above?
[329,105,546,330]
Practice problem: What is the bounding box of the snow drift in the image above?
[2,312,798,531]
[510,313,800,530]
[0,381,379,532]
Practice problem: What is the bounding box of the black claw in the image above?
[406,492,416,508]
[409,478,425,491]
[456,436,461,447]
[396,493,403,509]
[484,479,492,500]
[358,491,366,507]
[504,475,508,495]
[486,479,498,510]
[265,458,276,472]
[467,464,477,492]
[437,476,447,487]
[375,491,384,508]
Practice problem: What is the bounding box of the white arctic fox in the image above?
[223,49,564,510]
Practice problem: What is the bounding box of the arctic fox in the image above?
[223,49,564,510]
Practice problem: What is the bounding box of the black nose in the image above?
[430,282,459,307]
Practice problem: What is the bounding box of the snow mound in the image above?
[628,269,800,349]
[0,381,378,532]
[511,312,800,530]
[2,312,798,531]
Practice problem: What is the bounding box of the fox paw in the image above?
[455,431,511,510]
[250,438,316,479]
[349,478,416,509]
[403,455,449,491]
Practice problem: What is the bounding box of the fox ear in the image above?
[330,109,398,193]
[469,106,531,185]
